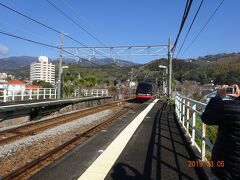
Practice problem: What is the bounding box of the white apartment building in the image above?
[30,56,55,84]
[0,73,8,80]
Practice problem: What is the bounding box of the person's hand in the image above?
[217,85,228,99]
[227,84,240,98]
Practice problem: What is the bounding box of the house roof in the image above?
[25,85,42,90]
[8,80,27,85]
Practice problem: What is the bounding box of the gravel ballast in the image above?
[0,109,114,158]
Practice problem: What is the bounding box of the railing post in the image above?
[49,89,52,99]
[175,95,178,118]
[54,89,57,99]
[201,123,206,160]
[191,104,196,145]
[37,89,39,100]
[21,89,24,100]
[75,89,77,97]
[178,96,181,119]
[182,99,186,128]
[3,89,7,102]
[29,89,32,100]
[186,101,190,133]
[43,89,46,99]
[177,96,180,120]
[179,97,182,123]
[175,95,177,115]
[12,90,15,101]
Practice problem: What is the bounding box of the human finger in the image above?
[222,84,228,94]
[234,84,240,96]
[217,85,228,98]
[228,93,239,98]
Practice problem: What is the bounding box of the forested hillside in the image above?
[145,53,240,84]
[3,53,240,85]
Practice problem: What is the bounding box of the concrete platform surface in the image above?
[31,99,206,180]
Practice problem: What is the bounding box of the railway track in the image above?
[2,98,143,180]
[0,99,130,145]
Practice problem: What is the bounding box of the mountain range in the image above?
[1,52,240,85]
[0,56,137,71]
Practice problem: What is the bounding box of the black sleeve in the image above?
[201,95,224,125]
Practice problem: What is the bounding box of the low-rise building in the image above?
[0,81,8,89]
[7,80,27,91]
[25,85,42,90]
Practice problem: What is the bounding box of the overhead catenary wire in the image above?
[0,2,86,47]
[45,0,107,47]
[181,0,225,57]
[46,0,121,62]
[0,30,59,49]
[61,0,91,30]
[172,0,193,55]
[0,1,111,61]
[0,20,56,46]
[176,0,205,58]
[0,30,99,66]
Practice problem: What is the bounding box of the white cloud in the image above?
[0,44,9,55]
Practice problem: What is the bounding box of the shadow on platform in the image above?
[110,103,208,180]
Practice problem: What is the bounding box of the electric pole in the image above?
[163,69,165,94]
[168,37,173,99]
[57,32,64,99]
[130,68,133,98]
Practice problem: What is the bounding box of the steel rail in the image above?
[2,100,141,180]
[0,99,132,145]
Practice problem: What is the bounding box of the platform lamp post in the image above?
[159,65,167,96]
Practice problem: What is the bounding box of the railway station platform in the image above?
[0,96,112,127]
[31,99,208,180]
[0,96,112,112]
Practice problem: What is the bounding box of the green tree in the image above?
[191,92,204,101]
[84,76,97,88]
[62,72,78,97]
[32,80,53,88]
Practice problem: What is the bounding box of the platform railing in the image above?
[79,89,109,97]
[0,88,57,102]
[175,93,213,160]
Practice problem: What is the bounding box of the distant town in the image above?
[0,56,55,92]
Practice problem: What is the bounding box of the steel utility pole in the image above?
[129,68,133,98]
[163,69,165,94]
[168,37,173,98]
[57,32,64,99]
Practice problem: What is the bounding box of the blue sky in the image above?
[0,0,239,63]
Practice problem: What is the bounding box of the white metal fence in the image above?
[175,93,213,160]
[73,89,109,97]
[0,88,57,102]
[80,89,108,97]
